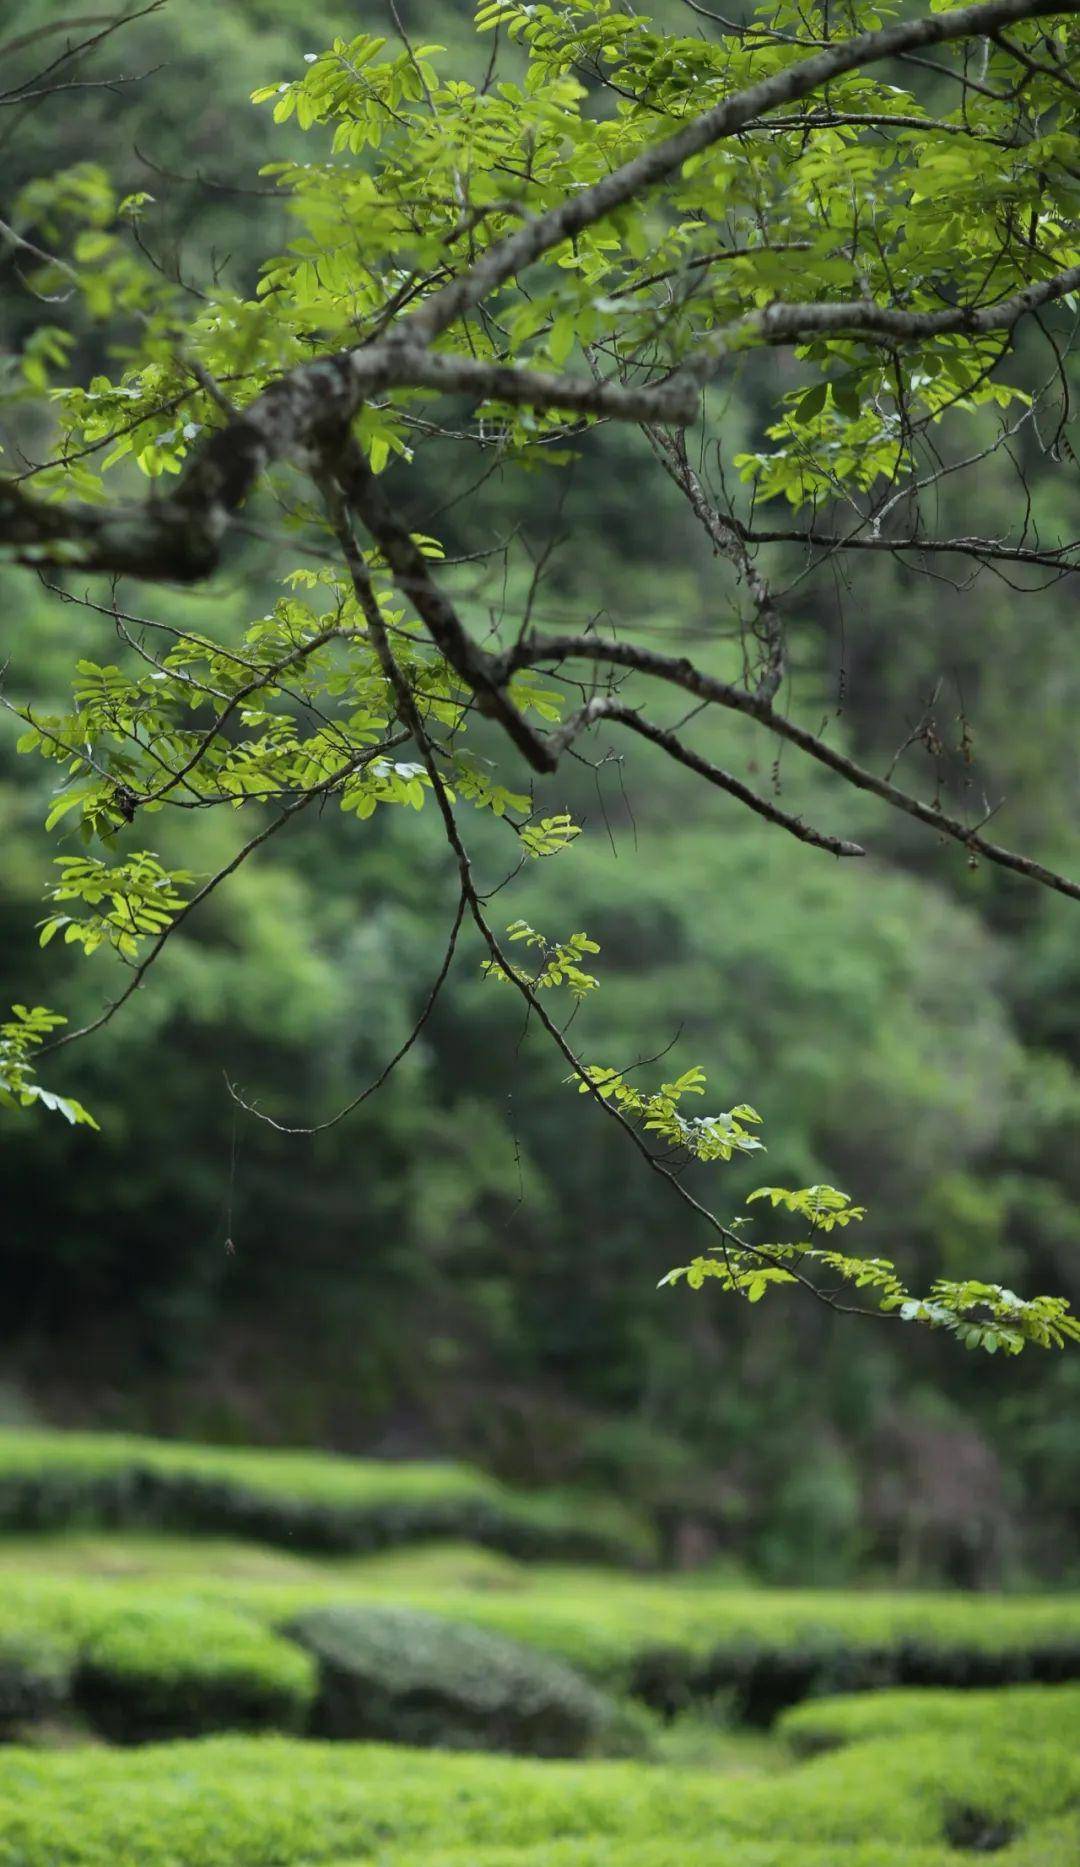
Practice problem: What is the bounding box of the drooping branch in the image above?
[325,475,882,1323]
[229,885,468,1136]
[552,696,865,857]
[40,733,410,1057]
[498,633,1080,901]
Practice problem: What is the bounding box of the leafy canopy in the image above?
[2,0,1079,1354]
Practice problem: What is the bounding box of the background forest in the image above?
[2,0,1078,1591]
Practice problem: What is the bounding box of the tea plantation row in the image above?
[0,1685,1075,1866]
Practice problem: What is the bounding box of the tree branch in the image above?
[402,0,1080,344]
[335,438,558,774]
[674,264,1080,393]
[498,633,1080,900]
[4,0,1075,582]
[737,526,1080,572]
[554,696,865,857]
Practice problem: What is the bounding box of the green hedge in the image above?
[0,1581,315,1742]
[8,1543,1080,1731]
[0,1431,650,1565]
[213,1559,1080,1723]
[780,1680,1080,1755]
[0,1685,1076,1865]
[287,1604,633,1757]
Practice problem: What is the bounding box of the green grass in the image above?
[0,1684,1076,1865]
[0,1430,652,1566]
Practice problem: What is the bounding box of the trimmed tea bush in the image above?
[9,1545,1080,1731]
[0,1581,315,1741]
[74,1602,316,1740]
[780,1681,1080,1756]
[0,1431,649,1565]
[634,1622,1080,1724]
[287,1604,629,1756]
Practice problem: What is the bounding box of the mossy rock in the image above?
[286,1605,632,1757]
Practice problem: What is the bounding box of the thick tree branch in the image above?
[335,439,557,774]
[4,0,1075,583]
[0,348,695,580]
[402,0,1080,344]
[674,265,1080,391]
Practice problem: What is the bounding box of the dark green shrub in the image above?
[942,1803,1017,1852]
[74,1604,316,1741]
[632,1634,1080,1725]
[286,1605,632,1756]
[0,1633,70,1731]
